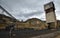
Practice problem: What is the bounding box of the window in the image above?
[0,19,6,23]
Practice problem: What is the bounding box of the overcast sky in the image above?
[0,0,60,21]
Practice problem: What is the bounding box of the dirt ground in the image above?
[55,35,60,38]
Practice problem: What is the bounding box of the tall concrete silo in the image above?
[44,2,57,29]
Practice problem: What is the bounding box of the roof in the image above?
[0,14,17,22]
[25,18,42,22]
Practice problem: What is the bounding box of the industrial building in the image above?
[0,2,60,30]
[0,5,48,30]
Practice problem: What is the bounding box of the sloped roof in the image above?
[0,14,19,22]
[25,18,42,22]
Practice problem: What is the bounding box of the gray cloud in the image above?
[0,0,60,21]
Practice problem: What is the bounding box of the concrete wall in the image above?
[46,11,56,23]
